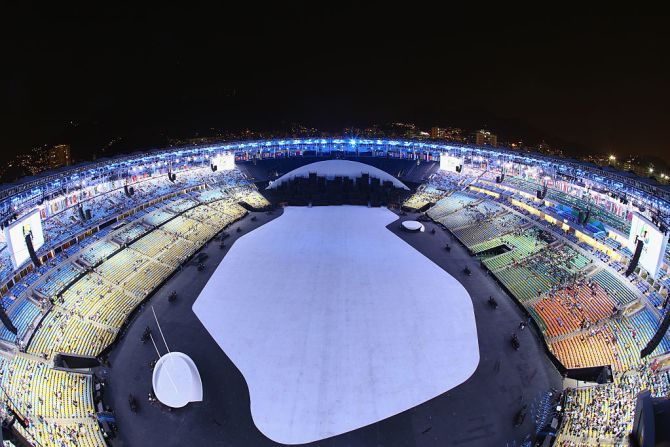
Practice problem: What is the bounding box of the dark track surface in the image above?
[101,207,562,447]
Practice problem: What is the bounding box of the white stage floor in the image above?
[193,206,479,444]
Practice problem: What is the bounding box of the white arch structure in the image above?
[266,159,410,190]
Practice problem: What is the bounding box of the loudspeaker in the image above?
[0,306,17,335]
[631,391,655,447]
[25,233,41,267]
[514,405,528,427]
[455,165,462,173]
[596,365,613,384]
[211,164,218,172]
[625,238,644,277]
[536,190,542,199]
[641,307,670,358]
[85,209,92,220]
[78,206,86,221]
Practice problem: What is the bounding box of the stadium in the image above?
[0,138,669,447]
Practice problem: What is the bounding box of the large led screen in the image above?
[212,153,235,171]
[4,209,45,270]
[440,154,463,172]
[628,212,669,277]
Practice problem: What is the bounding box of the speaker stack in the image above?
[124,185,135,197]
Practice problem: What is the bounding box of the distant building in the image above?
[430,127,464,141]
[44,144,72,170]
[537,141,563,157]
[388,122,426,139]
[622,157,649,177]
[474,130,497,147]
[510,141,525,151]
[1,144,72,180]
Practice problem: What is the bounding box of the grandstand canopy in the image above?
[266,159,410,190]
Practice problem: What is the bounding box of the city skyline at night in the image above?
[2,9,669,176]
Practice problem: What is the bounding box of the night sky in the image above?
[3,9,669,165]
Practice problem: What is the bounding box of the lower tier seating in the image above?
[0,354,105,447]
[558,368,670,444]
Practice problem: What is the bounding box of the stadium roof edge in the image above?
[1,137,670,207]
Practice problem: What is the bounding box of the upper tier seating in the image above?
[35,263,83,299]
[195,186,227,203]
[78,240,120,266]
[533,281,617,337]
[0,299,42,343]
[112,222,150,244]
[403,186,446,210]
[165,197,198,214]
[161,215,218,245]
[496,266,555,303]
[28,307,117,360]
[481,229,548,271]
[453,213,526,248]
[142,209,175,227]
[233,189,271,209]
[426,192,477,221]
[591,269,639,306]
[550,325,620,370]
